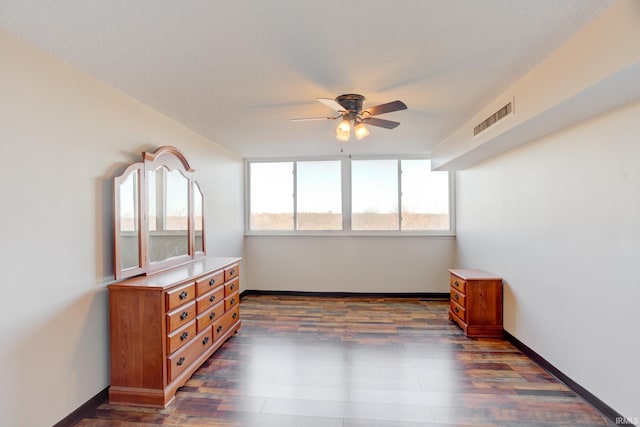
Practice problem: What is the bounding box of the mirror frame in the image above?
[113,146,206,280]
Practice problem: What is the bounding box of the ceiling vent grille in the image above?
[474,101,513,136]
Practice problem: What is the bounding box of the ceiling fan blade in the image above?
[317,98,346,112]
[362,100,407,116]
[290,116,340,121]
[362,117,401,129]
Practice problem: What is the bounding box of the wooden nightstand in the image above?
[448,269,503,338]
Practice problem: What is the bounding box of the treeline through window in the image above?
[247,158,451,233]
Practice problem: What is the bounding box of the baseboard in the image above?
[53,387,108,427]
[240,289,449,300]
[503,330,624,424]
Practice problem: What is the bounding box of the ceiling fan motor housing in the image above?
[336,94,365,115]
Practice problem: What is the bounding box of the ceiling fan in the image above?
[291,94,407,141]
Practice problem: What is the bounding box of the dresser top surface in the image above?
[449,269,502,281]
[109,256,241,290]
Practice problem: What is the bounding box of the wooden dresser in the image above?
[448,269,503,338]
[108,256,242,407]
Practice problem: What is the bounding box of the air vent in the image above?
[474,101,513,136]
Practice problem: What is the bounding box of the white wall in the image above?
[455,100,640,417]
[0,30,244,427]
[245,236,456,293]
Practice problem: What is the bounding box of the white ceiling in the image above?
[1,0,615,158]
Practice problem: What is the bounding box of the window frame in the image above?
[244,155,455,237]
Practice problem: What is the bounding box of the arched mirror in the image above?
[147,166,189,264]
[113,146,205,279]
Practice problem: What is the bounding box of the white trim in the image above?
[245,230,457,237]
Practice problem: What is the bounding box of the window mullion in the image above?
[448,170,455,233]
[292,161,297,231]
[397,159,402,231]
[342,158,352,231]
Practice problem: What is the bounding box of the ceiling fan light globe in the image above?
[336,119,351,141]
[354,123,370,140]
[337,119,351,132]
[336,126,350,141]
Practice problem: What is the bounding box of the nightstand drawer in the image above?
[450,287,466,308]
[450,276,467,293]
[450,300,466,322]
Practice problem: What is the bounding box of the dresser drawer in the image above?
[167,328,214,383]
[213,306,240,341]
[166,282,196,311]
[196,286,224,314]
[166,301,196,333]
[450,287,466,308]
[166,321,197,355]
[196,301,225,333]
[450,300,466,322]
[224,278,239,296]
[224,264,239,282]
[450,276,467,293]
[196,270,225,296]
[225,291,240,311]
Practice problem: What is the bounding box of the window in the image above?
[352,160,399,230]
[249,162,293,230]
[246,157,452,234]
[297,161,342,230]
[400,159,449,230]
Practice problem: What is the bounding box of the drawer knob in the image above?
[454,306,459,313]
[209,278,216,286]
[179,291,188,300]
[180,331,189,341]
[209,295,216,302]
[177,357,185,366]
[230,284,235,290]
[209,311,216,320]
[230,298,236,305]
[230,269,235,275]
[232,312,237,320]
[180,311,189,320]
[454,294,459,300]
[216,325,223,333]
[202,336,210,345]
[454,281,459,287]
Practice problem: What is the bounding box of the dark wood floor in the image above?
[78,295,613,426]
